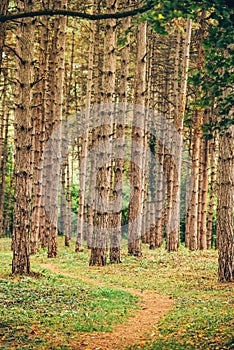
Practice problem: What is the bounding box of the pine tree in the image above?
[12,0,35,274]
[90,0,118,266]
[128,21,147,257]
[217,125,234,282]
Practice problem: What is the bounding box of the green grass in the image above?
[0,238,234,349]
[0,239,138,349]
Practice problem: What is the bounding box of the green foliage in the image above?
[70,183,80,215]
[117,37,128,47]
[121,178,131,231]
[144,0,234,136]
[202,117,234,139]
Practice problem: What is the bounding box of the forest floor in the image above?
[39,263,173,349]
[0,238,234,350]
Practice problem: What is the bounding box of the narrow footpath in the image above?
[39,263,173,350]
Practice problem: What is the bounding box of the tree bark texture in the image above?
[12,0,35,274]
[217,126,234,282]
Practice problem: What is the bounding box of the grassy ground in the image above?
[0,237,233,349]
[0,239,138,349]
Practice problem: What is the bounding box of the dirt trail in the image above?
[39,263,173,350]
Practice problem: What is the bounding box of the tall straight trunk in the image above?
[148,33,165,248]
[0,72,9,235]
[0,110,9,234]
[90,0,117,266]
[76,17,94,252]
[12,0,35,274]
[3,170,14,237]
[63,31,75,248]
[0,0,9,71]
[184,123,193,247]
[109,11,130,263]
[44,16,59,256]
[188,110,202,250]
[38,10,50,249]
[87,4,102,249]
[207,129,217,249]
[147,45,157,248]
[30,14,49,254]
[128,21,147,256]
[30,89,43,253]
[155,135,165,248]
[199,113,209,249]
[217,125,234,282]
[142,29,152,246]
[148,131,157,250]
[45,0,67,258]
[197,153,202,248]
[166,19,192,251]
[60,161,68,241]
[187,11,206,250]
[65,155,72,245]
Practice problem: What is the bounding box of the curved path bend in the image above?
[39,263,173,350]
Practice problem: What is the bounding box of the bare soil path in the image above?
[39,263,173,350]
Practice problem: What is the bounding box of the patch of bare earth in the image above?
[39,263,173,350]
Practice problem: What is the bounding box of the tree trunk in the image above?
[167,19,192,252]
[188,110,202,250]
[199,114,209,250]
[2,170,14,237]
[187,11,206,251]
[0,72,9,235]
[87,4,102,249]
[207,129,217,249]
[43,0,67,258]
[128,21,147,257]
[12,0,35,274]
[30,14,48,254]
[155,137,165,248]
[60,161,68,243]
[39,3,51,249]
[217,125,234,282]
[76,17,94,252]
[0,0,9,71]
[109,10,130,263]
[90,0,117,266]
